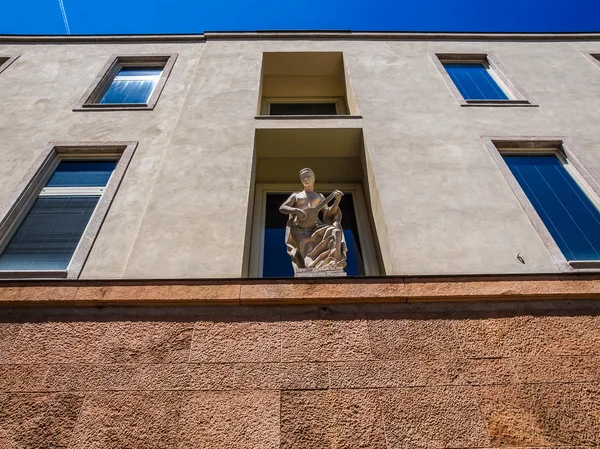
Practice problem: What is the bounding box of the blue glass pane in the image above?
[505,155,600,260]
[263,228,295,278]
[99,67,160,104]
[46,161,116,187]
[0,196,99,270]
[444,63,508,100]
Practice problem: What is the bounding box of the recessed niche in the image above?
[257,52,359,116]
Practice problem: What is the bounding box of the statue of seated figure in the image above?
[279,168,347,273]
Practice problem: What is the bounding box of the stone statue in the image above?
[279,168,347,275]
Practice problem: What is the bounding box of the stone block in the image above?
[0,323,23,363]
[477,383,598,446]
[68,391,182,449]
[280,389,386,449]
[44,364,141,391]
[0,392,84,448]
[97,320,194,363]
[187,363,235,390]
[453,312,600,357]
[280,314,371,362]
[2,321,107,364]
[513,356,600,384]
[0,364,48,392]
[378,386,490,448]
[189,316,280,363]
[177,390,280,449]
[367,313,463,360]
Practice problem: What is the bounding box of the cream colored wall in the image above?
[1,37,600,278]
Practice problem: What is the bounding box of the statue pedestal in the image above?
[295,268,347,278]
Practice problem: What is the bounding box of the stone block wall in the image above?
[1,300,599,448]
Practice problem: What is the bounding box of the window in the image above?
[0,142,137,278]
[0,55,19,75]
[504,154,600,261]
[74,55,177,111]
[485,138,600,270]
[252,184,378,277]
[99,67,162,104]
[443,62,508,100]
[257,52,359,117]
[433,53,534,106]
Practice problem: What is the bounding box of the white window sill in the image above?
[568,260,600,270]
[0,270,68,279]
[255,114,363,120]
[461,99,537,107]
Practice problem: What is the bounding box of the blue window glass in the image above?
[46,161,116,187]
[262,193,365,277]
[99,67,162,104]
[505,154,600,261]
[443,63,508,100]
[0,196,99,270]
[0,160,117,271]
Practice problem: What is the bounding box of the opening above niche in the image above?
[257,52,359,117]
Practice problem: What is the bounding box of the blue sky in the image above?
[1,0,599,35]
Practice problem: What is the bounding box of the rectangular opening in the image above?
[0,142,137,279]
[435,53,533,106]
[247,128,385,278]
[258,52,357,116]
[75,55,177,111]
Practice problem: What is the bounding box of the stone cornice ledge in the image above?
[1,273,600,307]
[1,31,600,44]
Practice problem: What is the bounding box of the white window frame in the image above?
[0,142,137,279]
[261,97,347,116]
[249,183,379,277]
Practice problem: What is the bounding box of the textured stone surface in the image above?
[280,314,372,362]
[477,383,598,446]
[0,364,48,391]
[97,320,194,363]
[281,389,386,449]
[379,386,491,448]
[69,391,182,449]
[453,312,600,357]
[513,356,600,384]
[2,321,107,363]
[177,390,280,449]
[0,392,84,448]
[190,316,280,362]
[187,363,235,390]
[368,313,463,359]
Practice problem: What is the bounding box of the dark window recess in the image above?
[269,103,338,115]
[505,154,600,261]
[262,192,365,277]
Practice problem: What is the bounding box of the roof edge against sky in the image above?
[2,30,600,44]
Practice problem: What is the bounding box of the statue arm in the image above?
[279,193,307,220]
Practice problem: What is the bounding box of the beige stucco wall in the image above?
[1,36,600,278]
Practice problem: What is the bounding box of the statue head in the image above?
[299,168,315,187]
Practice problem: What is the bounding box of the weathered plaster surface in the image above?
[1,38,600,278]
[0,299,599,448]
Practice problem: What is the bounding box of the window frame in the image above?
[0,141,137,279]
[432,53,536,107]
[0,55,19,76]
[74,54,177,111]
[261,97,348,116]
[249,183,379,277]
[482,137,600,271]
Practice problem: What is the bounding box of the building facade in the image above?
[0,32,599,447]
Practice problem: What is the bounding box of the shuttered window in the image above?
[504,154,600,261]
[443,63,508,100]
[0,160,116,270]
[99,67,162,104]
